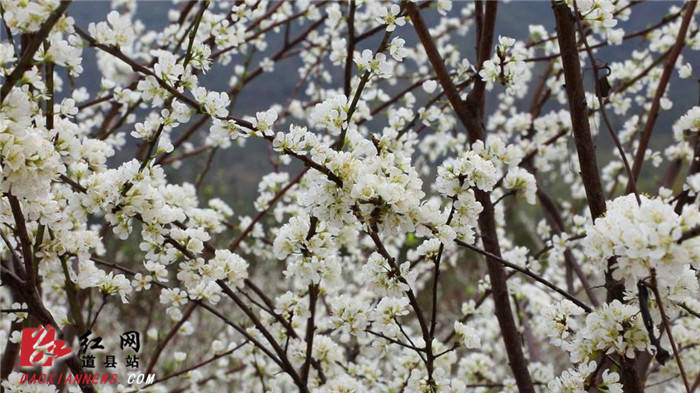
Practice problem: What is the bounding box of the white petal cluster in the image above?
[0,0,59,33]
[354,49,393,79]
[207,249,249,289]
[88,10,136,49]
[376,4,405,32]
[479,36,532,97]
[566,0,619,39]
[504,167,537,204]
[665,106,699,162]
[583,194,700,293]
[573,300,649,361]
[308,95,348,136]
[453,321,481,349]
[193,87,230,118]
[548,361,622,393]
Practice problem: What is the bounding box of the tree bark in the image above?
[407,3,536,393]
[552,3,644,392]
[627,0,697,191]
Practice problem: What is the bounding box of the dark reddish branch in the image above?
[454,239,592,312]
[245,0,285,33]
[469,0,496,121]
[536,188,600,307]
[661,157,683,189]
[216,280,310,393]
[228,168,308,251]
[522,66,599,305]
[168,232,310,391]
[523,0,643,53]
[231,16,327,96]
[474,1,483,61]
[145,303,196,375]
[91,255,293,389]
[143,342,247,389]
[614,47,671,94]
[678,225,700,244]
[213,3,326,60]
[627,0,697,192]
[300,284,319,385]
[344,0,356,97]
[405,5,471,132]
[406,3,536,393]
[524,65,600,304]
[552,3,645,392]
[649,271,692,393]
[0,320,22,382]
[552,5,607,220]
[8,195,37,288]
[570,2,640,204]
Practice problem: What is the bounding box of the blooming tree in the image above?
[0,0,699,393]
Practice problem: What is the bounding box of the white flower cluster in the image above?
[504,167,537,204]
[376,4,405,32]
[308,95,349,136]
[0,0,59,33]
[273,114,433,239]
[88,10,136,49]
[583,194,700,294]
[548,361,622,393]
[354,49,393,79]
[665,106,699,163]
[479,36,532,97]
[565,0,623,44]
[435,136,532,240]
[453,321,481,349]
[543,299,643,393]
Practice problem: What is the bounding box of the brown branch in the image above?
[552,3,606,220]
[282,149,343,187]
[613,47,671,94]
[627,0,697,191]
[366,329,425,352]
[536,188,600,307]
[230,16,327,96]
[145,303,196,375]
[344,0,356,97]
[7,195,37,287]
[678,225,700,243]
[2,262,96,393]
[571,1,640,204]
[454,239,592,312]
[552,3,644,392]
[0,320,22,382]
[142,340,248,389]
[674,133,700,214]
[300,284,319,385]
[90,255,293,381]
[650,271,692,393]
[406,3,536,393]
[228,168,308,251]
[216,280,309,393]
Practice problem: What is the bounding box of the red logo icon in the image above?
[19,325,72,367]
